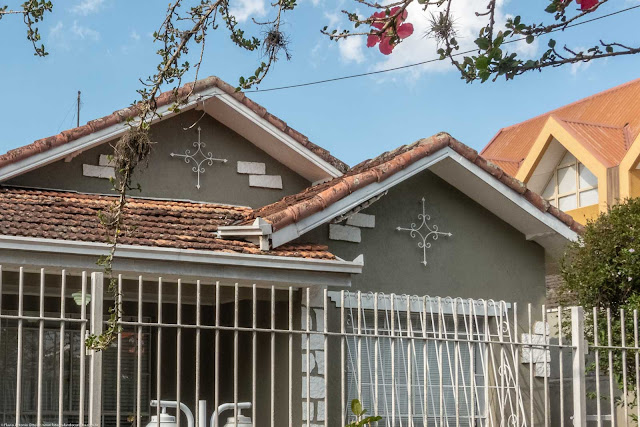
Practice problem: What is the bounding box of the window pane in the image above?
[560,151,576,166]
[579,164,597,189]
[579,188,599,207]
[542,177,555,199]
[557,166,576,194]
[559,194,577,211]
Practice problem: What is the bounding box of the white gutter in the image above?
[0,234,363,275]
[217,218,272,250]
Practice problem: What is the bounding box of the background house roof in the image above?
[481,78,640,175]
[247,132,582,235]
[0,76,349,174]
[0,186,335,260]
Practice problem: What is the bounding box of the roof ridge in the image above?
[0,76,350,174]
[483,78,640,155]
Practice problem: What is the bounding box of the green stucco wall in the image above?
[7,110,311,208]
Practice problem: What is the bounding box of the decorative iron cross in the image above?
[170,126,228,189]
[396,197,452,267]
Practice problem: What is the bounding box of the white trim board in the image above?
[270,147,578,251]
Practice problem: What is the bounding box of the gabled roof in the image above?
[0,186,335,259]
[482,78,640,175]
[0,76,349,177]
[555,118,630,168]
[244,133,582,237]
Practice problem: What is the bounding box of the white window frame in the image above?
[542,153,598,210]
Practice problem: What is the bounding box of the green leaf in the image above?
[351,399,363,416]
[526,35,535,44]
[475,37,490,50]
[475,56,489,70]
[548,39,556,48]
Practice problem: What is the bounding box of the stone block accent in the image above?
[302,352,317,373]
[521,330,551,375]
[346,213,376,228]
[301,376,325,399]
[301,295,327,426]
[329,224,361,243]
[534,321,550,336]
[99,154,115,167]
[535,361,550,378]
[237,161,266,175]
[83,164,115,180]
[249,174,283,189]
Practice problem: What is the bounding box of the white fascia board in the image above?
[0,87,219,182]
[214,93,343,179]
[0,234,363,274]
[270,149,451,248]
[447,151,579,242]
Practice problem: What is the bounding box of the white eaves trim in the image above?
[0,234,364,275]
[213,92,343,179]
[270,149,450,248]
[0,87,219,183]
[268,147,578,248]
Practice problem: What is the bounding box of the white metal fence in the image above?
[0,264,638,426]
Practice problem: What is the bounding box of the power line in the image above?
[244,4,640,94]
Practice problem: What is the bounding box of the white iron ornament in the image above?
[171,126,228,189]
[396,197,452,266]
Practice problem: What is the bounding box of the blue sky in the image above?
[1,0,639,166]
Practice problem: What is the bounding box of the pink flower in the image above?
[565,0,598,10]
[366,6,414,55]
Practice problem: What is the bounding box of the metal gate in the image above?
[0,264,637,426]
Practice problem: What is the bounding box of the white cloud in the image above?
[49,21,64,39]
[130,30,141,42]
[71,20,100,41]
[324,11,341,29]
[339,36,365,63]
[71,0,106,16]
[230,0,266,23]
[370,0,540,79]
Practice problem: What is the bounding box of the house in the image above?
[482,78,640,225]
[0,77,579,426]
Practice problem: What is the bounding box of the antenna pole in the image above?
[77,91,81,127]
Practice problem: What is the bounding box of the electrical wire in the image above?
[243,4,640,94]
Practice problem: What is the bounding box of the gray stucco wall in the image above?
[303,169,546,305]
[7,110,311,208]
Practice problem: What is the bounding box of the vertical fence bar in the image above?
[593,308,602,427]
[234,283,239,425]
[271,285,276,427]
[157,277,163,426]
[176,279,182,427]
[391,294,397,426]
[79,272,88,427]
[469,300,475,427]
[542,304,549,427]
[374,293,380,426]
[89,272,104,427]
[607,308,616,425]
[484,300,490,426]
[59,270,67,427]
[116,275,122,427]
[357,291,362,405]
[15,267,24,427]
[252,284,257,426]
[36,269,45,426]
[635,310,639,427]
[498,302,504,426]
[306,288,312,427]
[454,300,460,427]
[195,280,201,427]
[513,302,519,427]
[341,290,346,425]
[136,277,143,427]
[557,306,564,427]
[288,286,293,427]
[408,296,414,427]
[528,303,534,427]
[621,309,629,426]
[571,306,586,427]
[324,288,329,427]
[214,282,220,427]
[423,297,428,427]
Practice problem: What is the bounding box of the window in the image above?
[345,310,486,426]
[542,151,598,210]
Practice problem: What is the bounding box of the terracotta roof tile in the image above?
[482,78,640,174]
[0,186,335,260]
[0,76,349,174]
[555,118,629,167]
[247,133,583,234]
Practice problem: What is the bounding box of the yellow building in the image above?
[482,78,640,224]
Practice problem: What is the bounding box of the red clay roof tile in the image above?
[248,133,582,234]
[0,186,335,260]
[0,76,349,174]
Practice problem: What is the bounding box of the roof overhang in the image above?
[229,147,578,257]
[0,86,342,184]
[0,235,363,287]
